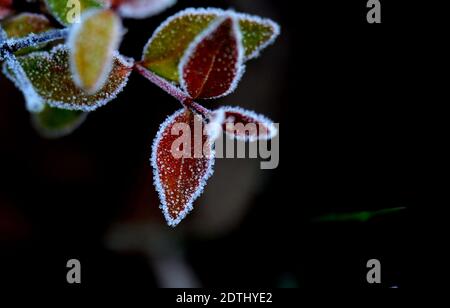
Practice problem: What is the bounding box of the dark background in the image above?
[0,0,436,290]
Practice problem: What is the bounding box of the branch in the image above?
[134,62,211,118]
[0,29,69,61]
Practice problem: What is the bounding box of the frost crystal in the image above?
[3,51,45,112]
[3,45,133,111]
[117,0,176,19]
[141,7,279,83]
[151,108,215,227]
[0,25,7,42]
[217,106,278,142]
[68,9,123,94]
[179,15,245,100]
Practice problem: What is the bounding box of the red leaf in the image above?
[151,108,215,227]
[0,0,12,7]
[216,106,278,141]
[179,15,244,100]
[0,0,13,20]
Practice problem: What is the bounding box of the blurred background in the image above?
[1,0,421,289]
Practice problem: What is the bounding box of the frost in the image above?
[141,7,279,83]
[0,25,6,42]
[216,106,278,142]
[1,13,52,39]
[134,63,191,103]
[205,108,225,141]
[117,0,176,19]
[179,15,245,100]
[2,51,45,112]
[68,9,123,94]
[236,13,280,60]
[2,29,69,56]
[2,45,133,111]
[141,7,218,82]
[151,108,215,227]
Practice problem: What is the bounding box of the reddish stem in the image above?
[134,62,211,118]
[109,0,127,10]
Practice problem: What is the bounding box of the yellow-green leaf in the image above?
[32,105,87,138]
[68,9,122,94]
[1,13,52,38]
[141,8,280,83]
[1,13,54,55]
[239,15,280,60]
[45,0,106,26]
[3,45,133,111]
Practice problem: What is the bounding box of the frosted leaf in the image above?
[0,24,6,41]
[3,45,133,111]
[1,13,52,38]
[238,13,280,60]
[115,0,176,19]
[1,13,54,55]
[68,9,123,94]
[32,104,87,139]
[216,106,278,142]
[179,16,244,100]
[44,0,106,26]
[3,51,45,112]
[151,108,215,227]
[142,8,217,83]
[141,8,280,82]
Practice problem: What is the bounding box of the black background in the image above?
[0,0,439,292]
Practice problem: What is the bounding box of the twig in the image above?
[0,29,69,61]
[134,62,211,118]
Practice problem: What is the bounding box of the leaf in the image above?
[0,0,13,20]
[68,9,123,94]
[239,14,280,60]
[1,13,52,38]
[141,8,280,83]
[1,13,54,55]
[3,44,133,111]
[151,108,215,227]
[114,0,176,19]
[216,106,278,141]
[45,0,106,26]
[142,8,216,82]
[32,105,87,138]
[179,16,244,100]
[313,207,407,223]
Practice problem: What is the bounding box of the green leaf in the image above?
[313,207,407,223]
[3,45,133,111]
[1,13,54,55]
[239,16,280,60]
[141,8,280,83]
[68,9,122,94]
[142,9,215,83]
[32,105,87,138]
[44,0,106,26]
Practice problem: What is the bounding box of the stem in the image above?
[0,29,69,61]
[134,62,211,118]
